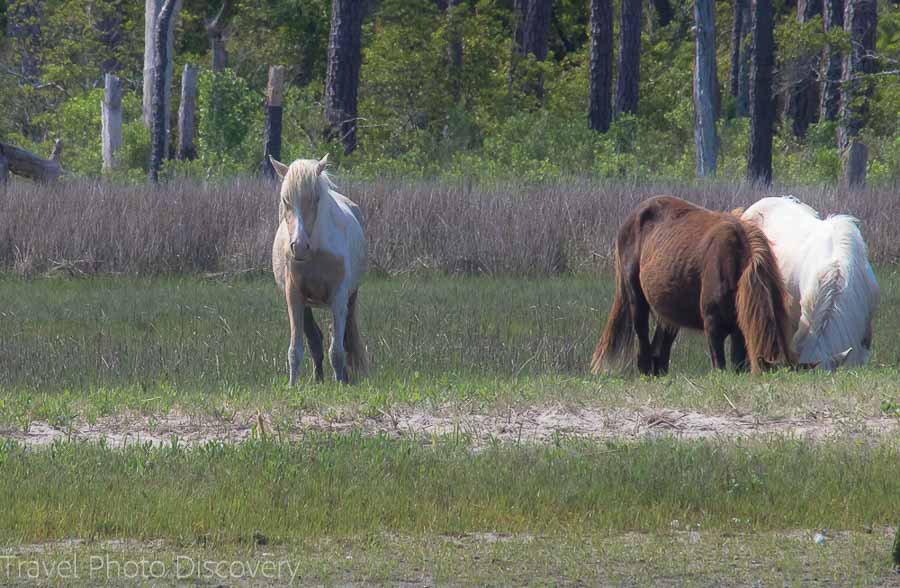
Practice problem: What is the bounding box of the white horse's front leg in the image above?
[329,286,350,384]
[286,280,305,387]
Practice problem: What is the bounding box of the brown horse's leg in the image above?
[650,324,679,375]
[303,307,325,382]
[704,321,729,370]
[730,332,749,372]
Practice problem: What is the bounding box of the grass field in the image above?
[1,272,899,585]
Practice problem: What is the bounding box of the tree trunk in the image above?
[324,0,364,155]
[0,140,64,182]
[588,0,614,132]
[616,0,642,116]
[512,0,552,100]
[207,0,230,72]
[694,0,719,176]
[143,0,182,130]
[0,154,9,187]
[651,0,674,27]
[96,0,124,74]
[820,0,844,121]
[839,0,877,188]
[785,0,822,137]
[177,64,198,161]
[748,0,775,185]
[262,65,285,179]
[149,0,178,184]
[102,74,123,172]
[730,0,744,98]
[447,0,464,102]
[737,0,752,116]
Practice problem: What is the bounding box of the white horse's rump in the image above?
[741,196,879,370]
[271,155,367,385]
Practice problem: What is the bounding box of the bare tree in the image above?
[748,0,775,185]
[149,0,178,183]
[616,0,642,116]
[262,66,285,179]
[589,0,613,132]
[143,0,182,131]
[324,0,364,155]
[102,74,123,171]
[512,0,552,100]
[737,0,752,116]
[839,0,877,187]
[694,0,719,176]
[785,0,822,137]
[820,0,844,120]
[207,0,231,72]
[177,65,198,161]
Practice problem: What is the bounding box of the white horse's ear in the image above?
[269,156,289,179]
[316,154,329,176]
[830,347,853,371]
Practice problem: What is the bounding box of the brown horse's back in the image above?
[620,196,747,331]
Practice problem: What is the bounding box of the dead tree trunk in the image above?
[207,0,230,72]
[616,0,642,116]
[730,0,744,99]
[102,74,123,172]
[0,140,64,182]
[694,0,719,176]
[149,0,178,183]
[177,64,198,161]
[785,0,822,137]
[737,0,752,116]
[839,0,877,188]
[143,0,182,130]
[324,0,364,155]
[262,66,285,179]
[588,0,614,132]
[748,0,775,185]
[447,0,464,102]
[820,0,844,120]
[651,0,674,27]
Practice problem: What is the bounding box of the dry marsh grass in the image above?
[2,177,898,276]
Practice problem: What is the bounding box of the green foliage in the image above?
[196,68,262,174]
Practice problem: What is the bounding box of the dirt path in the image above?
[1,405,897,448]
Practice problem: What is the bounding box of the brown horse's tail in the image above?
[591,245,635,374]
[735,225,796,373]
[344,290,368,381]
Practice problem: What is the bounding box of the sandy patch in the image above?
[1,406,896,448]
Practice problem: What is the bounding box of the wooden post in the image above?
[177,64,198,160]
[694,0,719,177]
[149,0,178,183]
[262,66,285,178]
[0,140,64,182]
[102,73,123,172]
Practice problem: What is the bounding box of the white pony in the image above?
[740,196,879,370]
[270,155,367,385]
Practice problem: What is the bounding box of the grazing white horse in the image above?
[740,196,879,370]
[270,155,367,385]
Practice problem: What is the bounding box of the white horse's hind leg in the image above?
[329,287,350,384]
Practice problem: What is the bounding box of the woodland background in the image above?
[0,0,897,185]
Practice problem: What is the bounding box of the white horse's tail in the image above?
[797,216,879,369]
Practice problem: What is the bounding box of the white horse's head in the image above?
[270,155,330,262]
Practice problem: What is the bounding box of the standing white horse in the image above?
[740,196,879,370]
[270,155,367,385]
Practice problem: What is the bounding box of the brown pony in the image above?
[591,196,796,375]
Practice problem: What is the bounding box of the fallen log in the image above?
[0,139,64,182]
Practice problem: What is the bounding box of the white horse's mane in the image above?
[280,159,336,210]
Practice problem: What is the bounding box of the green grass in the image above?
[0,435,897,543]
[1,271,899,426]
